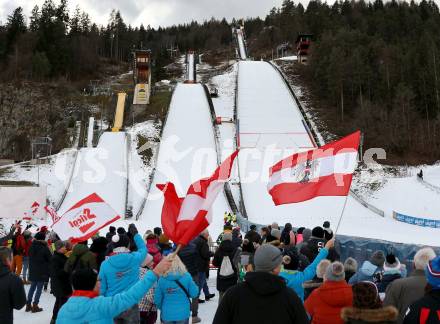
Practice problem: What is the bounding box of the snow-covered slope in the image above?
[140,83,230,238]
[236,61,440,246]
[57,132,127,216]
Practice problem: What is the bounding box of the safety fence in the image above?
[392,211,440,229]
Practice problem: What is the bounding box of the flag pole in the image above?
[335,194,349,235]
[170,244,183,259]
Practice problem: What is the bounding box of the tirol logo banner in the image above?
[52,193,120,242]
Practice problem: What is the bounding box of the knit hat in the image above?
[250,224,257,230]
[317,259,331,278]
[311,226,325,239]
[297,227,305,234]
[271,222,279,229]
[384,254,401,272]
[324,228,334,241]
[325,261,345,281]
[54,240,67,251]
[112,234,130,249]
[426,256,440,289]
[72,268,98,290]
[222,232,233,241]
[352,281,382,309]
[271,228,281,240]
[283,248,300,270]
[302,228,312,241]
[344,257,358,273]
[254,244,283,272]
[35,232,46,241]
[369,251,386,267]
[323,221,330,229]
[109,226,116,233]
[117,227,126,235]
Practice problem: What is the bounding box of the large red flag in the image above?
[268,131,360,205]
[157,150,239,245]
[52,193,121,242]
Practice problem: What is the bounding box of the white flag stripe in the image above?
[267,151,357,191]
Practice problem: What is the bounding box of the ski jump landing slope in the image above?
[141,83,229,238]
[236,30,247,60]
[57,132,127,217]
[236,61,439,246]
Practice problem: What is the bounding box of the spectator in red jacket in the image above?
[11,227,25,277]
[304,261,353,324]
[21,231,33,284]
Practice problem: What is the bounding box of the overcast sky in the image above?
[0,0,289,28]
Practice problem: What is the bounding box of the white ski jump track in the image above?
[237,30,247,60]
[141,83,230,238]
[236,61,439,246]
[57,132,127,217]
[187,53,195,82]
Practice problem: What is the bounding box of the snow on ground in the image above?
[140,83,230,239]
[14,274,219,324]
[0,149,77,206]
[236,60,440,246]
[57,132,127,216]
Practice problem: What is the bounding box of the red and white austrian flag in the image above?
[52,193,121,242]
[268,131,360,205]
[157,150,239,245]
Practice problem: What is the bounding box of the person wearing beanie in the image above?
[212,230,238,303]
[89,235,109,271]
[280,239,334,301]
[266,228,282,247]
[300,226,326,262]
[349,251,385,285]
[305,261,353,324]
[231,227,242,250]
[64,240,98,277]
[146,233,162,269]
[21,230,33,285]
[105,226,116,243]
[49,240,71,324]
[303,259,331,300]
[0,246,26,324]
[98,224,147,322]
[280,223,295,247]
[240,239,256,272]
[244,224,261,245]
[258,226,269,245]
[344,257,359,283]
[213,244,309,324]
[342,281,398,324]
[378,254,405,293]
[384,247,436,324]
[26,231,52,313]
[403,255,440,324]
[296,228,312,253]
[57,257,172,324]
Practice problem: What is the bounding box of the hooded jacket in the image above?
[178,240,198,276]
[56,270,157,324]
[244,229,261,244]
[403,289,440,324]
[280,247,329,301]
[349,261,380,285]
[50,251,72,298]
[65,243,98,275]
[212,240,239,292]
[304,280,353,324]
[341,306,399,324]
[377,272,401,293]
[154,272,198,322]
[29,239,52,282]
[0,262,26,324]
[193,235,212,273]
[98,233,147,297]
[213,271,309,324]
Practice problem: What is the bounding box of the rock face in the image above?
[0,82,71,161]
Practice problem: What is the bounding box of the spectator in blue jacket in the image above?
[280,239,334,301]
[349,250,385,285]
[56,257,172,324]
[98,224,147,323]
[154,255,199,324]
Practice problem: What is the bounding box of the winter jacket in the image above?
[378,272,402,293]
[12,232,25,256]
[99,233,147,297]
[212,240,239,292]
[65,243,98,275]
[383,269,428,324]
[146,237,162,267]
[56,270,157,324]
[178,240,198,276]
[213,271,309,324]
[303,277,324,301]
[280,248,329,301]
[0,262,26,324]
[304,280,353,324]
[341,306,398,324]
[105,231,116,243]
[345,270,356,283]
[403,289,440,324]
[300,237,326,262]
[231,230,242,250]
[90,237,109,270]
[154,272,199,322]
[193,235,212,273]
[50,252,72,298]
[22,238,32,257]
[349,261,381,285]
[244,229,261,245]
[29,240,52,282]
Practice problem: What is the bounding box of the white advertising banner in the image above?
[0,186,47,220]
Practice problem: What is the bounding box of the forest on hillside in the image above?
[1,0,440,163]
